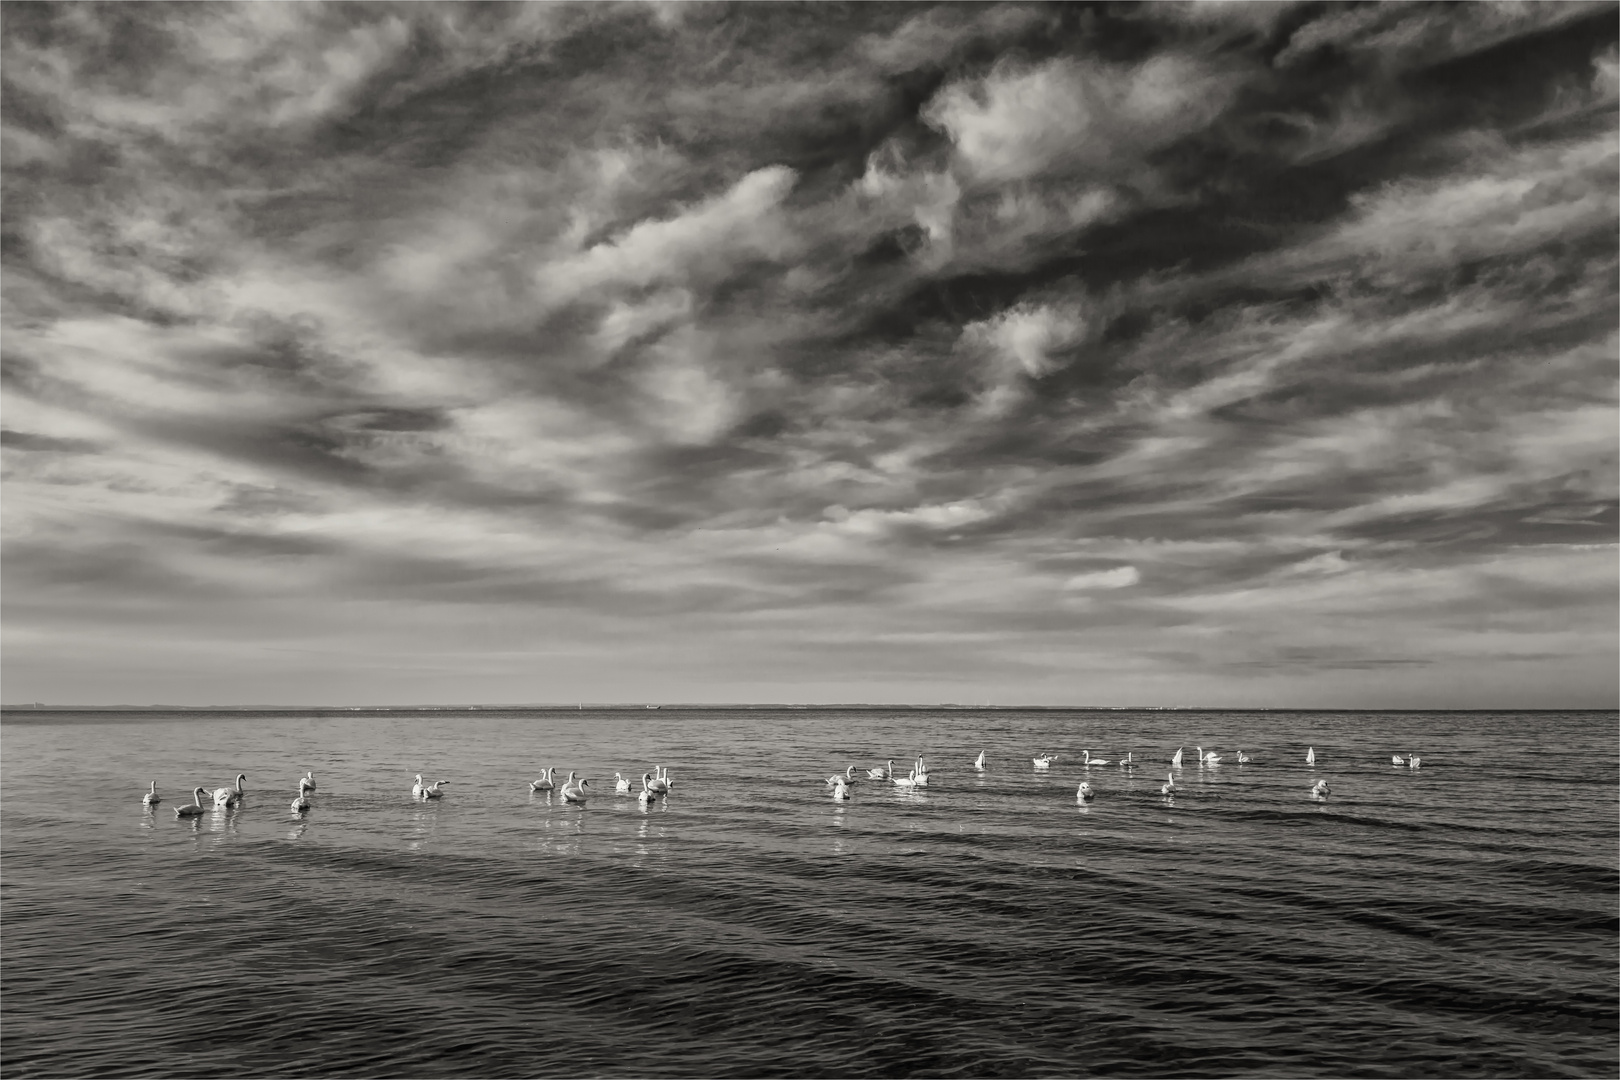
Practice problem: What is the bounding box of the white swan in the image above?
[421,780,449,799]
[412,774,427,799]
[1392,754,1406,766]
[1075,782,1094,803]
[1032,753,1055,769]
[867,759,894,780]
[174,787,208,818]
[1196,747,1220,765]
[1408,754,1422,769]
[1081,750,1111,767]
[912,757,929,787]
[1235,751,1251,764]
[648,767,670,795]
[1160,772,1176,795]
[301,771,316,793]
[831,779,851,801]
[615,772,632,795]
[1118,752,1137,769]
[291,792,311,813]
[972,750,986,771]
[212,773,246,808]
[892,768,921,790]
[142,781,161,807]
[825,766,858,786]
[1306,747,1316,766]
[637,774,660,805]
[1171,746,1184,769]
[562,777,590,805]
[530,768,555,791]
[1311,779,1330,799]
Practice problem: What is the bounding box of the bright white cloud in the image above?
[924,53,1238,183]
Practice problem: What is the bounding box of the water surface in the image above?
[3,708,1615,1077]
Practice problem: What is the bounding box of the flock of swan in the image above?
[822,744,1424,805]
[156,771,314,818]
[143,765,676,817]
[141,746,1423,816]
[523,765,672,806]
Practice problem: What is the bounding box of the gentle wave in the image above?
[3,708,1615,1077]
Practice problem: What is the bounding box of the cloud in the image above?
[923,53,1241,184]
[535,165,800,308]
[1064,566,1141,590]
[2,4,1615,707]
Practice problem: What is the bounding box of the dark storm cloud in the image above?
[3,2,1615,705]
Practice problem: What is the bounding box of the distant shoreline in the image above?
[3,704,1613,715]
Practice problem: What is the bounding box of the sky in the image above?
[2,2,1616,709]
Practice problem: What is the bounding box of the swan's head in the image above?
[414,774,423,782]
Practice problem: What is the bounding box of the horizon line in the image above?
[2,703,1613,714]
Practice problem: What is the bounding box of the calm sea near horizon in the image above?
[2,707,1615,1078]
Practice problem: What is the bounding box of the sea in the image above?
[2,707,1615,1078]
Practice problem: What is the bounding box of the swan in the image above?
[1118,752,1137,769]
[562,777,590,805]
[1075,782,1094,803]
[659,766,674,792]
[972,751,986,771]
[892,769,921,790]
[1196,747,1220,765]
[291,792,311,813]
[1170,746,1183,769]
[831,779,851,801]
[1408,754,1422,769]
[1235,751,1251,764]
[1392,754,1406,766]
[530,768,555,791]
[648,768,670,795]
[142,781,161,807]
[1032,753,1055,769]
[422,780,449,799]
[174,787,208,818]
[1160,772,1176,795]
[1311,779,1330,800]
[867,759,894,780]
[412,774,427,799]
[825,766,858,786]
[1306,747,1316,766]
[1082,750,1111,767]
[301,772,316,793]
[212,774,246,808]
[615,773,632,795]
[912,757,929,787]
[637,774,660,805]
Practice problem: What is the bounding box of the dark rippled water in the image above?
[2,708,1616,1078]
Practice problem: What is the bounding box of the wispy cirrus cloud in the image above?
[2,2,1614,707]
